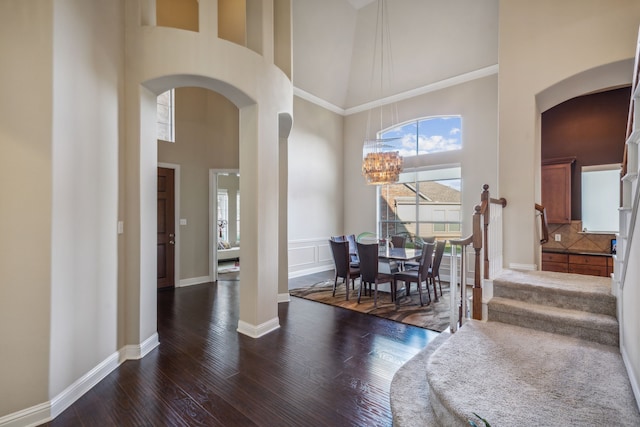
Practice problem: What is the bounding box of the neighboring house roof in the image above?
[387,181,460,204]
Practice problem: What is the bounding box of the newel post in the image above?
[472,205,483,320]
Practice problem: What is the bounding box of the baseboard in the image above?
[288,264,333,279]
[178,276,210,287]
[621,343,640,412]
[508,262,537,271]
[0,402,50,427]
[119,332,160,361]
[0,334,160,427]
[237,317,280,338]
[278,292,291,303]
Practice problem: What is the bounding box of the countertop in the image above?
[542,247,613,257]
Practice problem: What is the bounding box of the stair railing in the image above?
[535,203,549,244]
[449,185,506,332]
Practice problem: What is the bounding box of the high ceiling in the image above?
[292,0,499,111]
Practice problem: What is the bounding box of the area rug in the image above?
[290,279,452,332]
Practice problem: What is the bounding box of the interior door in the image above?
[158,167,175,289]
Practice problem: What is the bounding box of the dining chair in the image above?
[346,234,360,266]
[404,236,435,269]
[392,242,435,306]
[391,234,406,249]
[428,240,446,299]
[356,242,395,307]
[329,239,359,300]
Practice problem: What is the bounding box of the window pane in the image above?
[417,116,462,155]
[157,89,175,142]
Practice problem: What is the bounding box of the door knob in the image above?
[169,240,175,245]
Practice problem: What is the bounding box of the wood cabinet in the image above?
[568,254,608,277]
[542,251,612,277]
[542,252,568,273]
[541,159,574,224]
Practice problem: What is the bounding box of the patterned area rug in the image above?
[290,279,452,332]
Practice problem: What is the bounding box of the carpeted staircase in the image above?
[488,269,618,346]
[390,269,640,426]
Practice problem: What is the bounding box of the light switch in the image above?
[117,221,124,234]
[180,218,187,226]
[554,234,561,242]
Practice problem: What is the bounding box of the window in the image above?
[217,190,229,243]
[581,164,620,233]
[378,167,462,242]
[381,116,462,157]
[157,89,175,142]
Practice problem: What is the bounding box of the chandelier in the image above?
[362,138,403,185]
[361,0,403,186]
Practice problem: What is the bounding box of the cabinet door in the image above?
[542,163,572,224]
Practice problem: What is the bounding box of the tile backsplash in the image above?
[542,220,615,253]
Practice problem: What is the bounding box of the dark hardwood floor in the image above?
[44,271,438,426]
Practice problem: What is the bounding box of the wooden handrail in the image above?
[535,203,549,244]
[449,185,507,326]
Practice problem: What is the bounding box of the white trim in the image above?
[49,352,120,419]
[508,262,537,271]
[278,292,291,303]
[293,64,499,117]
[237,318,280,338]
[288,264,334,279]
[344,65,499,116]
[119,333,160,361]
[0,334,160,427]
[178,276,211,287]
[158,162,181,288]
[293,87,345,115]
[0,402,50,427]
[621,343,640,412]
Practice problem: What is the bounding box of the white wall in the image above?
[50,0,123,399]
[0,0,53,417]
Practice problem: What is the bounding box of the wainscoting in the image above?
[288,237,474,283]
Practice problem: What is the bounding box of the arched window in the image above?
[377,116,463,243]
[381,115,462,157]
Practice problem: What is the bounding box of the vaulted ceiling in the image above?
[292,0,499,111]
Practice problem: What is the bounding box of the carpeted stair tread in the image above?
[424,320,640,426]
[488,297,619,346]
[390,332,450,427]
[493,269,615,316]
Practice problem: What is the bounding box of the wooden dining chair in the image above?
[428,240,446,300]
[403,235,436,269]
[329,239,359,300]
[392,242,435,306]
[356,242,394,307]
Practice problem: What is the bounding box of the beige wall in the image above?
[49,0,124,399]
[158,87,239,281]
[498,0,640,268]
[288,96,344,240]
[0,0,53,416]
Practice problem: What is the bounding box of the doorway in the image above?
[157,166,176,288]
[210,169,240,281]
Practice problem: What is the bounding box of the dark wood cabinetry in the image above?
[542,251,612,277]
[541,159,574,224]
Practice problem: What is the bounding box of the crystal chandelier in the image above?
[361,0,403,186]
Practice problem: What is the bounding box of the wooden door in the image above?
[158,167,175,289]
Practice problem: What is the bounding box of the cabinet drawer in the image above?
[542,252,568,263]
[568,263,607,277]
[542,261,568,273]
[568,255,606,266]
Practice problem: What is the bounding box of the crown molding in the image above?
[293,64,499,117]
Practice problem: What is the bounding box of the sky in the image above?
[380,116,462,157]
